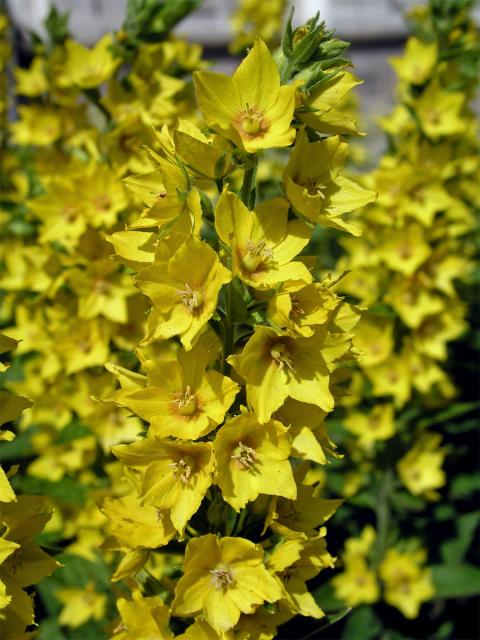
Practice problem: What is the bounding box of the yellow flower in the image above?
[265,483,342,536]
[284,129,376,235]
[67,259,135,324]
[56,583,107,628]
[0,497,58,638]
[228,326,334,423]
[267,281,340,337]
[397,432,446,499]
[333,556,379,607]
[267,533,335,619]
[15,57,48,97]
[112,594,173,640]
[110,344,238,439]
[274,398,337,465]
[298,71,363,135]
[113,438,214,534]
[214,413,296,511]
[344,404,396,448]
[353,315,394,368]
[28,179,88,252]
[172,534,282,633]
[379,548,434,619]
[416,81,466,140]
[172,120,234,180]
[57,318,110,375]
[137,234,231,349]
[215,189,312,289]
[194,38,296,152]
[10,105,62,147]
[101,493,176,550]
[64,34,119,88]
[390,37,438,85]
[376,223,431,276]
[332,525,380,607]
[80,164,129,228]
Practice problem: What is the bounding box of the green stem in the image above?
[83,88,113,125]
[239,153,258,209]
[222,282,234,374]
[372,468,393,568]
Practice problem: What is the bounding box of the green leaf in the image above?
[43,5,70,44]
[417,401,479,429]
[301,607,352,639]
[340,606,381,640]
[431,563,480,599]
[440,512,480,564]
[390,490,425,512]
[313,581,344,612]
[450,473,480,498]
[11,475,89,506]
[54,420,92,445]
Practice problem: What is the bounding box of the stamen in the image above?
[290,295,305,318]
[168,458,192,484]
[210,565,234,590]
[231,441,257,469]
[175,283,203,312]
[270,343,294,371]
[171,385,197,416]
[242,240,273,272]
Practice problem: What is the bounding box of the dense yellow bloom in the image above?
[194,38,296,152]
[215,189,312,289]
[214,413,296,510]
[229,326,334,423]
[379,549,434,619]
[137,234,231,349]
[172,534,282,632]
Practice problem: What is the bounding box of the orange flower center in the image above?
[235,103,269,140]
[242,239,273,272]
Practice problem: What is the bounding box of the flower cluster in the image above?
[328,0,480,622]
[101,20,374,638]
[0,3,212,635]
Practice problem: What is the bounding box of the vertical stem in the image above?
[222,282,234,374]
[239,153,258,209]
[372,468,393,568]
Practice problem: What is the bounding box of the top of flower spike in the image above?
[193,37,296,153]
